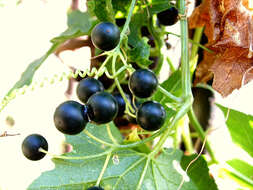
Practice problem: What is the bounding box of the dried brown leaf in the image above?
[190,0,253,96]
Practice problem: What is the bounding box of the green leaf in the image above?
[5,44,59,98]
[181,155,219,190]
[87,0,115,22]
[149,0,173,15]
[51,10,95,43]
[127,13,151,66]
[28,123,202,190]
[217,104,253,157]
[226,159,253,188]
[112,0,130,13]
[220,168,253,190]
[128,38,151,66]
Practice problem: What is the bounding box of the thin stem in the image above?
[106,124,119,145]
[84,130,115,147]
[178,0,191,98]
[167,57,176,73]
[181,117,194,154]
[113,53,135,113]
[96,153,112,186]
[94,55,112,79]
[187,107,218,163]
[118,0,137,44]
[157,85,182,103]
[39,148,112,160]
[190,27,204,60]
[165,31,212,53]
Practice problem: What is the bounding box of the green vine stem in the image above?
[150,0,194,156]
[117,0,137,46]
[178,1,191,98]
[187,107,218,163]
[165,31,213,53]
[190,27,205,61]
[180,116,194,154]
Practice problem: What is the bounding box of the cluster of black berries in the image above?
[21,17,169,189]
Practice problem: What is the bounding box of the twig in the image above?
[71,0,79,10]
[54,38,92,56]
[0,131,20,137]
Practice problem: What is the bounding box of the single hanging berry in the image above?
[129,69,158,98]
[22,134,48,161]
[87,92,118,124]
[91,22,120,51]
[137,101,166,131]
[54,101,89,135]
[157,7,179,26]
[76,77,104,104]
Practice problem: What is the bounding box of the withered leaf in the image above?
[189,0,253,96]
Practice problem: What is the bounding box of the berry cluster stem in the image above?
[151,0,193,156]
[118,0,137,45]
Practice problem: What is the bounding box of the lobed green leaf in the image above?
[27,123,214,190]
[217,104,253,158]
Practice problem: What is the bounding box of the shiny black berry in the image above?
[22,134,48,161]
[137,101,166,131]
[76,77,104,103]
[54,101,89,135]
[129,69,158,98]
[87,92,118,124]
[113,92,130,117]
[91,22,120,51]
[87,186,104,190]
[157,7,179,26]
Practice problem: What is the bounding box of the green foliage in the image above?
[112,0,130,13]
[52,10,96,43]
[181,155,218,190]
[128,13,151,66]
[225,159,253,188]
[28,123,216,190]
[148,0,173,15]
[87,0,115,22]
[217,104,253,157]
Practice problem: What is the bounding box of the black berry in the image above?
[116,18,126,27]
[129,69,158,98]
[87,92,118,124]
[157,7,179,26]
[22,134,48,161]
[113,92,130,117]
[137,101,166,131]
[76,77,104,103]
[91,22,120,51]
[54,101,89,135]
[87,186,104,190]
